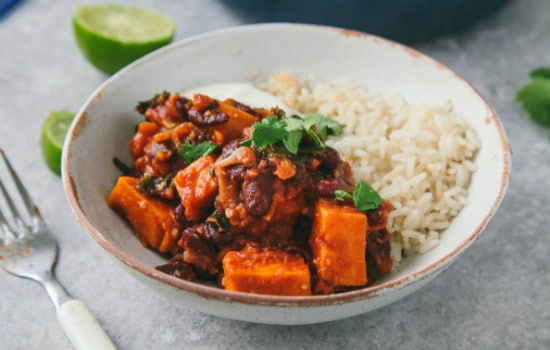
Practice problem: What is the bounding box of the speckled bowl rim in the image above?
[62,23,511,308]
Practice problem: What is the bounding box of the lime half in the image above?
[41,111,75,175]
[73,4,175,74]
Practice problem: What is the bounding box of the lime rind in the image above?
[41,111,75,175]
[73,4,175,74]
[74,4,175,43]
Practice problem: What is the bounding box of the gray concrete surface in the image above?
[0,0,548,349]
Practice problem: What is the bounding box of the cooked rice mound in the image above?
[259,72,481,266]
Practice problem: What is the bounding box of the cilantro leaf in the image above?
[334,189,352,201]
[282,116,306,154]
[250,116,288,147]
[304,126,325,149]
[177,141,217,164]
[516,67,550,126]
[282,129,303,154]
[302,113,344,139]
[334,181,384,211]
[239,138,252,147]
[241,113,345,154]
[353,180,384,211]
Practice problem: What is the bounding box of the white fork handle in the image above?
[57,299,117,350]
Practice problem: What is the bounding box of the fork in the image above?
[0,149,116,350]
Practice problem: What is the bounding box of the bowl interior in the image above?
[63,23,510,305]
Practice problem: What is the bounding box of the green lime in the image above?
[41,111,75,175]
[73,4,175,74]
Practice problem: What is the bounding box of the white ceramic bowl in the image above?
[62,23,511,325]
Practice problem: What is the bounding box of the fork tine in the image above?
[0,168,25,233]
[0,205,17,241]
[0,177,19,240]
[0,149,40,233]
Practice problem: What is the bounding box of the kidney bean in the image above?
[179,227,216,258]
[317,177,355,199]
[225,164,246,182]
[202,222,232,248]
[230,99,263,118]
[174,204,187,225]
[155,254,196,280]
[366,229,392,275]
[320,146,340,171]
[317,178,340,197]
[188,108,229,126]
[220,139,240,158]
[243,170,274,217]
[366,206,385,229]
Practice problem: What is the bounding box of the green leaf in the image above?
[177,141,217,164]
[302,113,344,139]
[352,181,384,211]
[208,210,231,231]
[282,116,305,154]
[242,112,345,154]
[283,129,303,154]
[239,138,252,147]
[250,116,288,147]
[334,189,352,201]
[284,115,305,131]
[516,76,550,126]
[334,181,384,211]
[530,67,550,79]
[304,126,325,149]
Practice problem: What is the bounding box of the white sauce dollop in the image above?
[182,82,293,112]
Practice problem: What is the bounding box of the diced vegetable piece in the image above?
[174,155,218,221]
[207,100,260,140]
[144,93,186,128]
[107,176,178,252]
[221,245,311,295]
[309,198,368,287]
[191,93,214,111]
[129,121,159,159]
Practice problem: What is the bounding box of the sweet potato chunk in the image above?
[309,198,368,287]
[221,245,311,295]
[174,155,218,222]
[208,100,259,140]
[129,121,159,159]
[107,176,178,252]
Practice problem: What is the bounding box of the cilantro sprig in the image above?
[241,116,288,148]
[335,180,384,211]
[516,67,550,127]
[241,113,344,154]
[177,141,217,164]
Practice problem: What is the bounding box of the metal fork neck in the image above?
[36,271,73,312]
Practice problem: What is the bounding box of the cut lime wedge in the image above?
[41,111,75,175]
[73,4,175,74]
